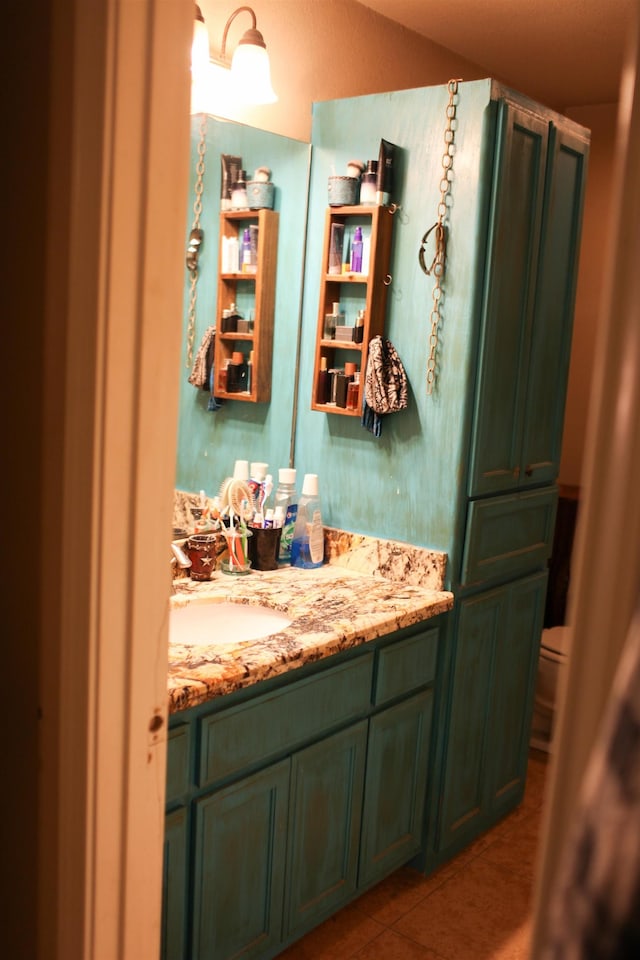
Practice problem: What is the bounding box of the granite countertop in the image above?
[167,525,453,714]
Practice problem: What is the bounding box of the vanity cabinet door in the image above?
[161,807,188,960]
[359,690,433,889]
[191,760,290,960]
[284,722,368,940]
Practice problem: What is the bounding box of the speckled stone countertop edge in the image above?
[168,564,453,714]
[170,489,452,713]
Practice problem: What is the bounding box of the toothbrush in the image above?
[239,502,249,564]
[260,474,273,514]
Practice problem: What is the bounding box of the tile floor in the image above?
[278,749,548,960]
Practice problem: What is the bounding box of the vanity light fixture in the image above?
[191,4,233,115]
[191,4,277,114]
[215,5,278,105]
[191,5,210,78]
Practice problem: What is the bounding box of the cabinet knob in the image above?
[525,466,533,477]
[513,466,520,478]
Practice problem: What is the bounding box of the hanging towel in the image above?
[361,336,408,436]
[188,324,216,388]
[189,325,224,411]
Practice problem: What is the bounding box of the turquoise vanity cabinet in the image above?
[162,618,443,960]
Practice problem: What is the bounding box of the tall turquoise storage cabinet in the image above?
[433,94,588,865]
[295,81,587,869]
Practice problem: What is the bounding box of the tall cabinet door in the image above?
[191,760,290,960]
[487,571,548,816]
[438,573,547,854]
[438,589,505,852]
[468,102,549,497]
[519,125,589,487]
[284,722,368,940]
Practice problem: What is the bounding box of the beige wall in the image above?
[560,103,619,486]
[201,0,617,491]
[199,0,488,140]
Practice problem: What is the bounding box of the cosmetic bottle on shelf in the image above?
[350,226,363,273]
[316,356,330,404]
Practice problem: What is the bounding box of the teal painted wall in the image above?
[176,81,497,570]
[294,81,494,561]
[175,117,310,493]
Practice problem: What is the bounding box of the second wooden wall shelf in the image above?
[311,205,394,416]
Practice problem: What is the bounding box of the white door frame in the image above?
[37,2,192,957]
[531,8,640,951]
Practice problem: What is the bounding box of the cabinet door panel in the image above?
[469,102,549,497]
[439,591,506,849]
[162,808,188,960]
[520,125,589,486]
[192,760,289,960]
[460,486,557,587]
[359,691,433,888]
[285,722,367,939]
[489,571,547,812]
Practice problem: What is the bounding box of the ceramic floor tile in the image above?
[276,901,385,960]
[355,866,445,926]
[490,918,533,960]
[479,810,541,881]
[351,927,449,959]
[393,857,533,960]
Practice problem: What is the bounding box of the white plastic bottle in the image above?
[274,468,298,563]
[248,461,268,515]
[290,473,324,569]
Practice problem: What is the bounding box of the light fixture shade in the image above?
[191,8,210,77]
[230,41,277,105]
[191,60,235,116]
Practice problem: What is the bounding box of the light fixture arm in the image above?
[220,6,266,60]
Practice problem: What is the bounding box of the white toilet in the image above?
[530,625,571,753]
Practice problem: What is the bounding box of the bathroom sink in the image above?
[169,600,291,647]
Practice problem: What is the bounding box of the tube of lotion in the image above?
[376,139,395,206]
[221,154,242,210]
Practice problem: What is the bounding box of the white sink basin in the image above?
[169,600,291,647]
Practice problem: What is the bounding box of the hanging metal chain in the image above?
[185,114,208,368]
[421,79,461,394]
